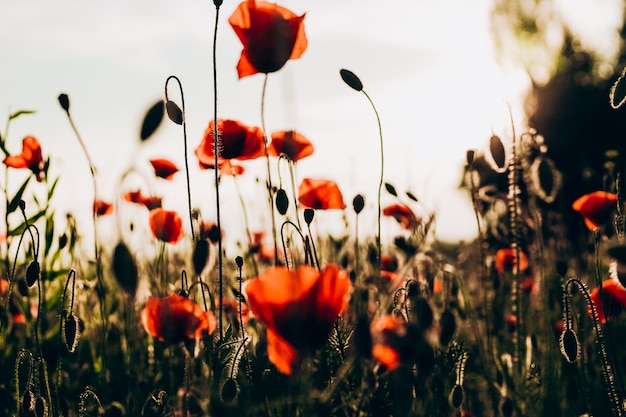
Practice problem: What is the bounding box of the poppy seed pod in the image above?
[353,194,365,214]
[112,242,139,299]
[235,256,244,269]
[26,261,40,288]
[276,189,289,215]
[58,93,70,112]
[304,208,315,225]
[340,69,363,92]
[192,239,210,276]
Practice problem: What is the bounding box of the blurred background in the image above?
[0,0,624,251]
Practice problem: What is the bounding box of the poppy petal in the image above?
[298,178,346,210]
[150,158,179,180]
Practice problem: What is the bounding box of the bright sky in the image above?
[2,0,614,252]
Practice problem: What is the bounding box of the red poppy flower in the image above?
[494,248,529,274]
[141,293,216,343]
[228,0,307,79]
[150,158,179,180]
[298,178,346,210]
[1,278,26,324]
[244,263,351,374]
[382,204,421,230]
[590,279,626,323]
[149,208,184,244]
[93,199,114,216]
[370,315,406,371]
[572,191,618,230]
[3,136,45,182]
[123,190,163,210]
[268,130,314,162]
[195,119,265,169]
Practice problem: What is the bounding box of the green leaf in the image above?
[406,191,419,202]
[47,177,59,201]
[8,110,36,121]
[8,208,46,236]
[7,177,31,214]
[140,100,165,142]
[44,213,55,258]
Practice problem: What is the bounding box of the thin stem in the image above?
[232,173,259,276]
[210,1,224,339]
[60,102,107,366]
[260,74,279,265]
[280,220,310,269]
[164,75,195,242]
[361,90,383,273]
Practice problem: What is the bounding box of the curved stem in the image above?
[280,220,310,269]
[165,76,195,242]
[361,90,383,273]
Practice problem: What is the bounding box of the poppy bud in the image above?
[499,397,514,417]
[22,389,35,413]
[19,199,26,212]
[466,149,475,166]
[112,242,139,299]
[235,256,244,269]
[213,0,223,6]
[26,261,40,288]
[489,135,506,171]
[439,309,456,345]
[58,93,70,112]
[559,328,580,363]
[352,194,365,214]
[303,208,314,225]
[166,100,183,125]
[340,69,363,92]
[192,239,210,276]
[140,100,165,142]
[415,298,433,330]
[64,313,82,353]
[58,234,68,250]
[448,384,464,409]
[276,188,289,215]
[220,377,238,403]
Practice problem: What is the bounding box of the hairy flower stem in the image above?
[59,99,107,365]
[260,74,280,266]
[210,2,225,339]
[564,278,624,416]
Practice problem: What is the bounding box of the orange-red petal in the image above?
[268,130,314,161]
[494,248,529,274]
[298,178,346,210]
[590,279,626,323]
[149,208,184,244]
[150,158,179,180]
[93,199,114,216]
[382,204,421,230]
[572,191,618,230]
[228,1,307,78]
[141,293,216,343]
[3,136,45,182]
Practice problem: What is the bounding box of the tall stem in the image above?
[260,74,279,265]
[210,3,224,339]
[362,90,383,272]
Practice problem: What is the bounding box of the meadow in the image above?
[3,1,626,416]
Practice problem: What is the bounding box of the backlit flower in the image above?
[572,191,618,230]
[93,200,114,216]
[141,293,216,343]
[298,178,346,210]
[590,279,626,323]
[3,136,45,182]
[195,119,265,168]
[494,248,529,274]
[268,130,314,161]
[123,190,163,210]
[244,263,351,374]
[383,204,421,230]
[229,0,307,79]
[149,208,184,244]
[150,158,179,180]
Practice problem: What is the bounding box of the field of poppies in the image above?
[4,1,626,416]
